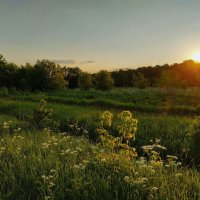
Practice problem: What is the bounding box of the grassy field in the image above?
[0,131,199,200]
[0,87,199,199]
[7,87,200,114]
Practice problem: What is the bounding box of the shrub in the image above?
[94,70,114,90]
[188,116,200,164]
[0,87,8,97]
[132,73,150,89]
[9,87,18,95]
[96,111,138,159]
[31,99,59,131]
[78,72,93,90]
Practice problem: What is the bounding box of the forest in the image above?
[1,54,200,92]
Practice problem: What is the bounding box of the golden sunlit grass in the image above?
[192,52,200,62]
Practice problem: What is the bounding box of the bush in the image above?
[78,72,93,90]
[9,87,18,95]
[0,87,8,97]
[31,99,59,131]
[188,116,200,164]
[132,73,150,89]
[94,70,114,90]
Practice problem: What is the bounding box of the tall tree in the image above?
[31,60,67,90]
[78,72,93,90]
[94,70,114,90]
[132,73,150,89]
[63,67,82,89]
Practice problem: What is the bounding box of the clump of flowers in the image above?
[117,111,138,144]
[1,120,19,135]
[2,121,12,134]
[142,138,167,167]
[96,111,138,160]
[31,99,59,131]
[41,170,56,200]
[98,111,113,128]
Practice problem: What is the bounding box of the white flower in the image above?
[124,176,130,182]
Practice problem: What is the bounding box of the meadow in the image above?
[0,87,200,199]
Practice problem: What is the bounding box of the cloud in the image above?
[80,60,95,64]
[51,59,76,65]
[50,59,95,65]
[86,60,95,63]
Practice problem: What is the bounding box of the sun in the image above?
[192,52,200,62]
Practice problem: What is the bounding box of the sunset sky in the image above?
[1,0,200,72]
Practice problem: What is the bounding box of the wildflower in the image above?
[167,155,178,160]
[134,177,148,185]
[175,173,182,177]
[2,122,10,129]
[151,187,159,192]
[176,162,182,166]
[83,160,89,164]
[124,176,130,183]
[41,143,50,149]
[0,147,5,151]
[83,129,89,134]
[76,147,82,151]
[65,149,71,154]
[41,175,46,179]
[49,182,55,188]
[156,144,167,150]
[14,128,22,132]
[60,132,68,136]
[74,165,80,169]
[98,111,113,127]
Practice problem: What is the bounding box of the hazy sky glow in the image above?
[1,0,200,72]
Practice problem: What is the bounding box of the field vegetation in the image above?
[0,55,200,199]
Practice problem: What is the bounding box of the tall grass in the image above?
[0,131,199,200]
[8,87,200,114]
[0,98,194,161]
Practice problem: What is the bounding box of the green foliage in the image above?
[31,99,59,131]
[96,111,138,159]
[98,111,113,128]
[78,72,93,90]
[117,111,138,143]
[9,87,18,94]
[132,73,150,89]
[94,70,114,90]
[20,78,31,91]
[188,116,200,164]
[63,67,82,89]
[157,70,187,88]
[0,88,199,163]
[0,62,18,88]
[0,54,6,65]
[0,87,8,97]
[31,60,67,91]
[0,132,199,200]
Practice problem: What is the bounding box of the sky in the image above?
[1,0,200,72]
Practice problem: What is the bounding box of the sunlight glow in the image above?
[192,52,200,62]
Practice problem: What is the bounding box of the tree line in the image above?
[0,54,200,91]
